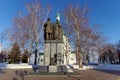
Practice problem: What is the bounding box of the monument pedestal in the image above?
[38,17,72,73]
[49,65,57,72]
[38,65,68,73]
[44,40,63,65]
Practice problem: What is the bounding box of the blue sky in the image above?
[0,0,120,44]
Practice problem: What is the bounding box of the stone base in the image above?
[48,65,67,72]
[38,65,69,72]
[38,66,48,72]
[44,40,63,65]
[49,66,57,72]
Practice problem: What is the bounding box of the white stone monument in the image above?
[42,14,66,72]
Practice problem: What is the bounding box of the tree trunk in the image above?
[34,42,38,65]
[76,44,83,68]
[79,58,83,68]
[76,31,83,68]
[34,48,37,65]
[78,52,83,68]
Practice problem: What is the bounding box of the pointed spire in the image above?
[56,13,60,21]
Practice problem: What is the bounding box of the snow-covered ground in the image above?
[70,64,120,71]
[96,64,120,71]
[0,63,120,71]
[0,63,73,72]
[0,63,32,69]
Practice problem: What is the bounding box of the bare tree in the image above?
[99,44,117,64]
[9,1,51,65]
[63,4,105,67]
[63,4,89,67]
[115,40,120,63]
[62,10,75,64]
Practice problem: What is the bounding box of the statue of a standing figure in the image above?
[58,22,63,41]
[53,14,63,41]
[44,14,63,41]
[53,20,62,41]
[44,18,53,40]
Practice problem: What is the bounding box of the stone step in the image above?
[39,66,48,72]
[61,66,67,72]
[57,66,61,72]
[38,65,71,73]
[49,66,57,72]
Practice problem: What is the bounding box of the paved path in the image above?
[74,69,120,80]
[0,68,120,80]
[0,69,32,80]
[0,68,82,80]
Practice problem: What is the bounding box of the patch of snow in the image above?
[69,64,120,71]
[66,65,73,72]
[96,64,120,71]
[0,63,32,69]
[70,65,79,69]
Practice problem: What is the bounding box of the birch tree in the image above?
[63,5,104,67]
[11,1,51,64]
[63,5,89,67]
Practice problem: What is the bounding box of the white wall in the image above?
[39,55,44,65]
[69,54,76,64]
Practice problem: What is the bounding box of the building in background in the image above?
[63,35,71,65]
[39,52,44,65]
[69,51,77,64]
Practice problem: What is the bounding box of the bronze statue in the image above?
[53,20,62,40]
[44,18,63,41]
[58,23,62,40]
[53,22,59,40]
[44,18,53,40]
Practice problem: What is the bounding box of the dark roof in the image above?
[39,53,44,55]
[71,51,75,54]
